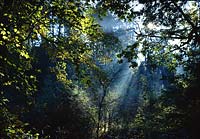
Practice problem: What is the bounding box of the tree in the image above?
[91,0,200,70]
[86,33,122,139]
[89,0,200,138]
[0,0,102,138]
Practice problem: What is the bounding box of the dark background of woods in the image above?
[0,0,200,139]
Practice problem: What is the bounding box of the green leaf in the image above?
[20,51,30,59]
[1,30,6,35]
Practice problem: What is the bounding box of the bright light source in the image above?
[147,22,157,30]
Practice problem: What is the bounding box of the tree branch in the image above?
[172,1,195,28]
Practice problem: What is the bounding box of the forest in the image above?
[0,0,200,139]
